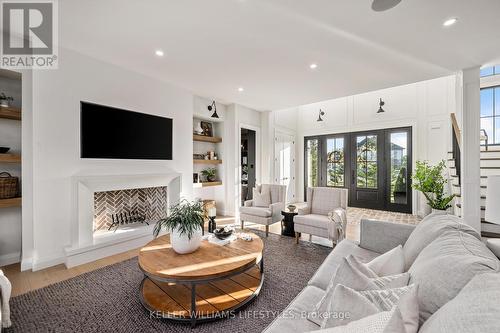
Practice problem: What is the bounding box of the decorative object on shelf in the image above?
[208,206,217,233]
[377,98,385,113]
[193,121,204,135]
[485,175,500,225]
[0,93,13,108]
[0,147,10,154]
[207,100,219,119]
[0,172,18,199]
[200,121,213,137]
[213,226,234,240]
[201,167,217,182]
[153,199,204,254]
[193,173,199,183]
[287,204,296,212]
[412,160,455,211]
[193,153,205,160]
[317,109,325,122]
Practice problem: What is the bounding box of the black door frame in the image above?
[304,126,412,213]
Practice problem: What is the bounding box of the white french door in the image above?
[275,131,296,203]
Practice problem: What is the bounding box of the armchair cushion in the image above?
[243,200,253,207]
[253,188,271,207]
[294,214,330,230]
[310,187,348,215]
[239,206,272,218]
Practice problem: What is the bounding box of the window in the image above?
[481,86,500,144]
[306,139,319,187]
[326,137,345,187]
[356,135,377,188]
[481,66,500,77]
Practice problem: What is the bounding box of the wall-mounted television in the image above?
[80,102,173,160]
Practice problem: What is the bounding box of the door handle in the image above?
[351,170,355,185]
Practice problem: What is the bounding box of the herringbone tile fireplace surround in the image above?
[93,187,168,231]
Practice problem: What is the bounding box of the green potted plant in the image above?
[201,167,217,182]
[153,199,204,254]
[412,160,455,214]
[0,93,14,108]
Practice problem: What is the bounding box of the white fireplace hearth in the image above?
[65,173,181,268]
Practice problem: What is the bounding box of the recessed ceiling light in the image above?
[310,63,318,69]
[155,50,164,57]
[443,18,458,27]
[238,87,244,92]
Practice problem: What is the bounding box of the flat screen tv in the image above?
[80,102,173,160]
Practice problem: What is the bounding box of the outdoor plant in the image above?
[201,167,217,182]
[412,160,455,210]
[153,199,204,239]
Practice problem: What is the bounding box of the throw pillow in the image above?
[253,188,271,207]
[366,245,405,276]
[308,256,409,325]
[322,284,419,332]
[306,308,406,333]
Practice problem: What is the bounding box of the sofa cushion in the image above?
[263,309,319,333]
[419,272,500,333]
[289,285,325,313]
[409,230,500,324]
[403,213,480,270]
[357,245,405,277]
[308,240,379,290]
[239,206,271,217]
[294,214,330,230]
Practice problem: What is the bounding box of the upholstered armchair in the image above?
[294,187,348,246]
[239,184,286,237]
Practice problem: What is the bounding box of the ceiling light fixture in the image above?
[443,17,458,27]
[155,50,164,57]
[310,63,318,70]
[371,0,402,12]
[377,98,385,113]
[208,100,219,118]
[238,87,244,92]
[317,109,325,122]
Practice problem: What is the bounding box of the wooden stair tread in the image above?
[456,203,485,210]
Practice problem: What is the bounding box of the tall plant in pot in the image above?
[153,199,204,254]
[412,160,455,213]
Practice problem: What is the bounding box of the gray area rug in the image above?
[7,231,331,333]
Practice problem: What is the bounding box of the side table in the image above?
[281,209,298,237]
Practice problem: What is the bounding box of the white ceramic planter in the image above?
[170,226,202,254]
[431,209,448,215]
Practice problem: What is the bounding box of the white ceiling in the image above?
[60,0,500,110]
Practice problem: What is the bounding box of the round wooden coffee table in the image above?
[138,232,264,327]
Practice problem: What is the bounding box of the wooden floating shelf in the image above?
[0,106,21,120]
[193,159,222,164]
[193,135,222,143]
[0,197,21,208]
[194,181,222,188]
[0,153,21,163]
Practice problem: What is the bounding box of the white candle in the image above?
[208,207,216,217]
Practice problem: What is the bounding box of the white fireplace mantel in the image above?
[65,172,181,268]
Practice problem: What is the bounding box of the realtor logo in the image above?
[1,0,58,69]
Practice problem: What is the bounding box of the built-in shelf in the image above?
[193,159,222,165]
[193,135,222,143]
[0,153,21,163]
[0,197,21,208]
[0,106,21,120]
[193,181,222,188]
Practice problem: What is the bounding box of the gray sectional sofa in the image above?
[263,213,500,332]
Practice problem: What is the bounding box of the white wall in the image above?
[28,48,195,269]
[273,75,457,215]
[0,74,22,266]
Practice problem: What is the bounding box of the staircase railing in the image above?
[450,113,461,184]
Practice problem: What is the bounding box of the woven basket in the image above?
[0,172,18,199]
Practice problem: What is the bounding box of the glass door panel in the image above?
[389,132,408,204]
[305,139,319,188]
[326,137,345,187]
[356,135,378,189]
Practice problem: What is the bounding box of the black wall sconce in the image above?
[317,109,325,122]
[208,100,219,118]
[377,98,385,113]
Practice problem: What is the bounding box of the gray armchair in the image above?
[294,187,348,246]
[239,184,286,237]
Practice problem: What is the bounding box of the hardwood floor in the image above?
[1,208,420,298]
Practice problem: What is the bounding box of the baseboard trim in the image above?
[0,252,21,267]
